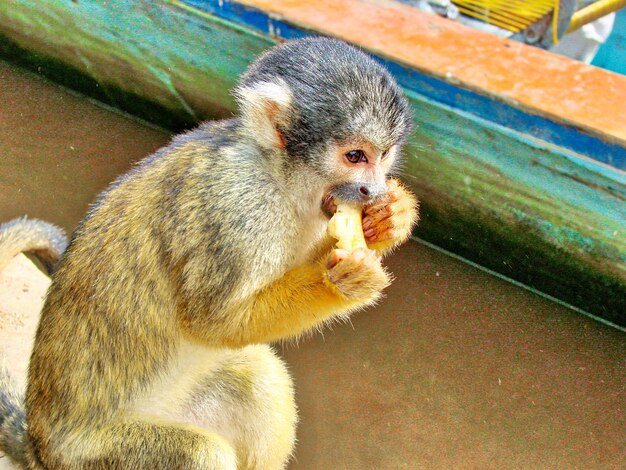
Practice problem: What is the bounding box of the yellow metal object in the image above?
[452,0,557,33]
[552,0,560,44]
[567,0,626,32]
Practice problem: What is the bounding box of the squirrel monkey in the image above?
[0,37,418,469]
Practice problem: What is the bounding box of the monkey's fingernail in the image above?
[364,228,375,236]
[362,218,372,229]
[326,251,344,269]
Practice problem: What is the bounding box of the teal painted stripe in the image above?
[593,8,626,76]
[405,88,626,222]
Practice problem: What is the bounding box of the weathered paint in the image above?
[0,0,624,324]
[0,0,275,127]
[403,91,626,323]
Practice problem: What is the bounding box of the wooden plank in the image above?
[0,0,275,128]
[0,0,624,324]
[403,91,626,323]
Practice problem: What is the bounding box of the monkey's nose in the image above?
[357,183,386,202]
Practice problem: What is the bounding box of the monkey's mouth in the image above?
[321,185,377,219]
[321,192,338,219]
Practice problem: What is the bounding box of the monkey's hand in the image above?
[324,248,391,301]
[362,179,419,255]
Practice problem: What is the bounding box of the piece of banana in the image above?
[327,202,367,250]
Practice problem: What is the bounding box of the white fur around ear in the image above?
[235,79,293,150]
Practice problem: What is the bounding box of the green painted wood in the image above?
[0,0,275,128]
[0,0,624,324]
[403,92,625,324]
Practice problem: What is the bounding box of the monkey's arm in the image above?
[215,251,389,347]
[363,179,419,256]
[217,203,380,346]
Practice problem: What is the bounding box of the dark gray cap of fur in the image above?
[237,37,412,160]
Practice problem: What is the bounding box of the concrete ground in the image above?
[0,61,624,469]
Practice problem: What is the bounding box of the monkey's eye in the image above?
[345,150,367,164]
[381,149,390,160]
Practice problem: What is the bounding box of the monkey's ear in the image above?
[235,79,292,150]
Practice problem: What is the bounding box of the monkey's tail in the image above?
[0,217,68,275]
[0,367,27,467]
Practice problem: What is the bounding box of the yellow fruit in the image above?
[327,203,366,250]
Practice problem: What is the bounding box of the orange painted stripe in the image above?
[241,0,626,143]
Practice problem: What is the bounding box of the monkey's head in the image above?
[234,37,412,204]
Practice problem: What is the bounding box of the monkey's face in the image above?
[235,36,413,205]
[321,137,401,205]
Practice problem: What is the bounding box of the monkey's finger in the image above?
[328,251,390,299]
[328,255,363,284]
[364,202,392,217]
[364,218,393,238]
[363,205,392,229]
[363,214,392,234]
[326,249,349,269]
[329,247,369,272]
[363,188,398,220]
[332,249,379,284]
[366,226,394,243]
[366,233,393,244]
[363,192,394,215]
[381,199,419,247]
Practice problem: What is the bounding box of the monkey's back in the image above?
[24,119,292,447]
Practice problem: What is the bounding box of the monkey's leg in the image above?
[39,417,236,470]
[178,344,297,470]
